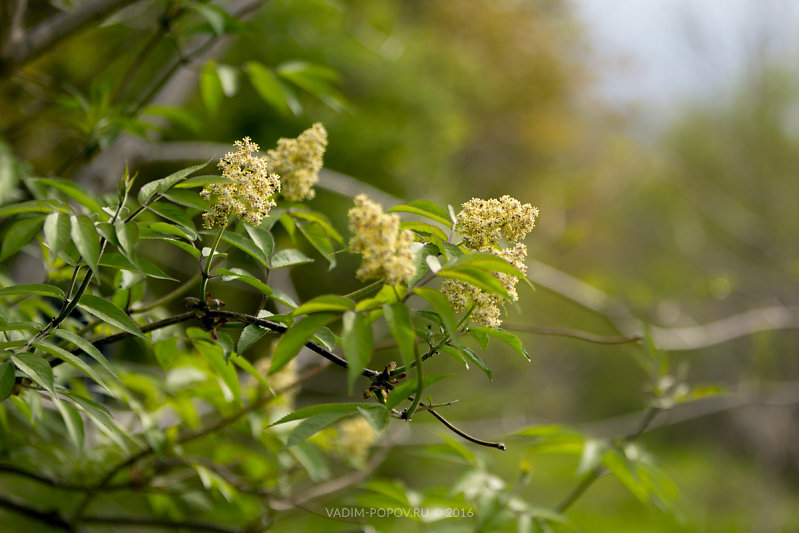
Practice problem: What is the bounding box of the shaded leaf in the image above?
[342,311,373,393]
[1,215,46,262]
[78,294,146,339]
[269,314,336,374]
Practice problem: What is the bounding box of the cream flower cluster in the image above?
[200,137,281,228]
[456,195,538,249]
[333,416,377,466]
[348,194,416,285]
[443,196,538,328]
[265,123,328,202]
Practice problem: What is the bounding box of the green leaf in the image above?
[54,397,85,449]
[12,353,54,394]
[341,311,373,393]
[439,344,469,368]
[63,391,132,452]
[70,215,100,274]
[0,283,64,299]
[114,219,139,257]
[448,253,526,279]
[387,200,452,227]
[0,215,46,262]
[139,221,196,241]
[146,202,198,239]
[577,439,608,475]
[196,341,241,405]
[270,248,313,269]
[269,314,336,374]
[200,60,224,113]
[78,294,147,340]
[0,199,68,217]
[174,175,228,189]
[603,448,649,503]
[292,295,354,316]
[231,354,272,394]
[50,329,119,381]
[99,253,176,281]
[276,61,346,112]
[399,221,449,241]
[298,221,336,267]
[161,238,201,258]
[413,288,461,345]
[217,230,268,267]
[291,211,343,243]
[216,267,272,296]
[43,213,71,255]
[161,189,208,210]
[357,405,390,433]
[34,341,112,394]
[271,402,369,425]
[137,159,212,205]
[469,327,530,361]
[245,61,292,114]
[437,266,510,300]
[0,321,41,332]
[34,178,102,214]
[0,362,15,401]
[456,345,492,380]
[383,302,416,367]
[237,324,267,355]
[287,412,350,446]
[244,223,275,258]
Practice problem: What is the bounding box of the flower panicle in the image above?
[348,194,416,285]
[200,137,281,228]
[442,196,538,328]
[266,123,328,202]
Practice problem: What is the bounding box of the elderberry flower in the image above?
[442,196,537,328]
[200,137,281,229]
[348,194,416,285]
[266,123,328,202]
[333,416,377,466]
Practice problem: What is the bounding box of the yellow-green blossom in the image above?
[443,197,537,328]
[348,194,416,285]
[200,137,280,228]
[457,195,538,249]
[266,123,328,202]
[332,416,377,466]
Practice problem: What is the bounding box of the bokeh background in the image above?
[2,0,799,531]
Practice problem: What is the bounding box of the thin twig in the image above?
[504,323,641,344]
[425,407,505,451]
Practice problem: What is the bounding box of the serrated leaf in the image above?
[196,341,240,405]
[237,324,267,355]
[0,283,64,299]
[70,215,100,274]
[357,405,389,433]
[287,412,350,447]
[383,302,416,367]
[217,230,268,267]
[244,223,275,258]
[12,353,54,394]
[137,159,212,205]
[413,288,461,345]
[271,402,369,425]
[53,397,85,449]
[342,311,373,393]
[387,201,452,227]
[200,60,224,113]
[270,248,313,269]
[50,329,119,381]
[216,267,272,296]
[34,341,112,393]
[298,221,336,268]
[35,178,102,213]
[469,327,530,360]
[292,295,354,316]
[245,61,292,114]
[399,221,449,241]
[78,294,146,339]
[0,362,15,401]
[269,314,336,374]
[43,213,71,255]
[1,215,46,262]
[0,199,68,217]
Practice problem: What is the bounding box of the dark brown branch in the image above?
[0,0,138,77]
[425,407,505,451]
[0,493,70,530]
